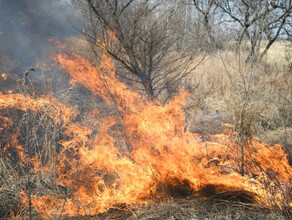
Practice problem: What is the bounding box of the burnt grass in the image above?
[58,198,287,220]
[58,183,288,220]
[75,183,288,219]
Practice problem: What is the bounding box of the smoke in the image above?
[0,0,81,74]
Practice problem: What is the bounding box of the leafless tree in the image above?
[73,0,202,100]
[192,0,218,47]
[216,0,292,61]
[189,0,292,61]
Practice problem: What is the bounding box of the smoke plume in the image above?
[0,0,80,74]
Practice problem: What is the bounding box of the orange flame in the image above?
[1,49,291,218]
[1,73,7,80]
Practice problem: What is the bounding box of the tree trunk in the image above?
[143,78,154,100]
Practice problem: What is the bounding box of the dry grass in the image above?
[128,199,286,220]
[262,41,292,66]
[57,199,287,220]
[183,48,292,161]
[0,39,292,219]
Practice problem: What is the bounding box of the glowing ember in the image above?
[0,49,291,218]
[1,73,7,80]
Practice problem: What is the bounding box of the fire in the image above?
[1,73,7,80]
[0,92,76,124]
[1,48,291,218]
[48,37,66,49]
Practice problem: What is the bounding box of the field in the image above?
[0,39,292,219]
[183,41,292,154]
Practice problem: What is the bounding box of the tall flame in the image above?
[1,49,291,218]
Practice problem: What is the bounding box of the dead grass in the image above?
[262,41,292,66]
[0,39,291,219]
[57,199,287,220]
[183,48,292,160]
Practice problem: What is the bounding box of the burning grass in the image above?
[0,48,292,219]
[90,199,286,220]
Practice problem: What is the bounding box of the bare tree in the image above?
[74,0,202,100]
[188,0,292,61]
[216,0,292,61]
[192,0,217,47]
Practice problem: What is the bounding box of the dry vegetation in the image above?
[59,199,286,219]
[1,0,292,219]
[1,39,291,220]
[182,43,292,161]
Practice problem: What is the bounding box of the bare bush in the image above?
[73,0,203,101]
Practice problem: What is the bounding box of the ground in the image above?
[59,199,287,220]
